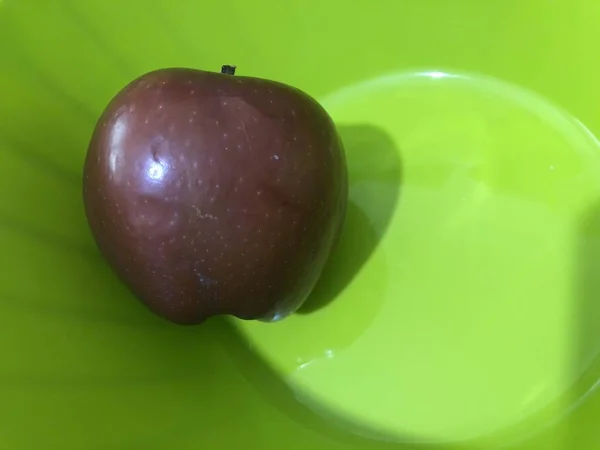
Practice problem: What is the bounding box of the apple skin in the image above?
[82,67,348,325]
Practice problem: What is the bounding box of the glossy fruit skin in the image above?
[83,68,348,325]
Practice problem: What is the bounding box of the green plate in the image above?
[0,0,598,449]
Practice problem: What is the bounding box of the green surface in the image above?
[0,0,598,449]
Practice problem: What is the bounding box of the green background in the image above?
[0,0,598,449]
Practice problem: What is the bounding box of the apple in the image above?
[82,65,348,325]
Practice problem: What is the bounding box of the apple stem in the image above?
[221,65,237,75]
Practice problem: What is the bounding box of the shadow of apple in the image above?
[298,123,402,314]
